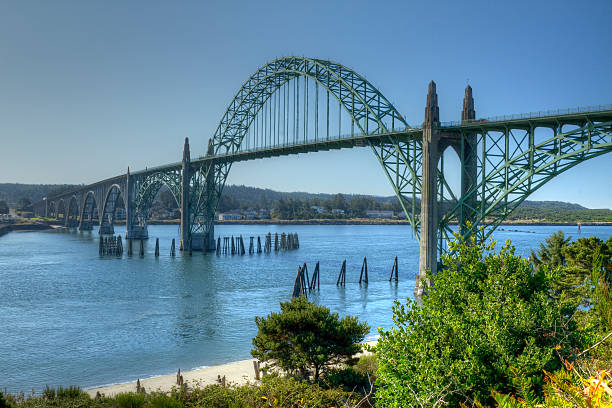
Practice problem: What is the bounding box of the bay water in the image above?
[1,224,611,393]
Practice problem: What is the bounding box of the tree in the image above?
[531,230,571,269]
[0,200,8,214]
[251,297,369,380]
[375,237,581,407]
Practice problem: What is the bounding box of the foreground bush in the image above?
[3,375,365,408]
[252,296,370,380]
[375,237,583,407]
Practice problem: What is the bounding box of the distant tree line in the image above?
[2,183,611,222]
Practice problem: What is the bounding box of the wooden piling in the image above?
[253,361,260,380]
[274,233,279,251]
[139,239,144,257]
[117,235,123,256]
[171,238,176,256]
[292,266,305,298]
[99,237,103,255]
[249,236,254,254]
[337,260,346,286]
[240,235,245,255]
[359,256,368,284]
[302,263,310,287]
[310,261,320,290]
[189,238,193,256]
[128,238,133,256]
[389,256,398,282]
[216,237,220,255]
[257,236,262,253]
[155,238,159,257]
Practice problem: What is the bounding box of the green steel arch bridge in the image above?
[32,56,612,295]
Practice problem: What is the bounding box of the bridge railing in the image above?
[438,104,612,127]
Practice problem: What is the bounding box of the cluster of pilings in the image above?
[292,262,320,298]
[123,237,177,257]
[291,256,399,297]
[216,232,299,256]
[99,235,123,256]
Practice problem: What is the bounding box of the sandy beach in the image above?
[86,342,376,397]
[86,358,260,397]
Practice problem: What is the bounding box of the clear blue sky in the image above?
[1,0,611,208]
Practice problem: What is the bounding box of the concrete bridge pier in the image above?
[416,81,442,296]
[124,167,149,240]
[415,83,478,296]
[180,137,191,251]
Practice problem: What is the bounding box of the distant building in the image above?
[218,212,242,221]
[311,206,324,214]
[331,209,345,215]
[366,210,394,219]
[243,210,258,220]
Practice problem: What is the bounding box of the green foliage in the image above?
[0,391,10,408]
[114,393,146,408]
[531,230,571,269]
[323,367,370,393]
[353,354,378,377]
[490,367,612,407]
[145,393,183,408]
[251,297,369,380]
[375,236,581,407]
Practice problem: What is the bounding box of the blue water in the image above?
[0,224,610,393]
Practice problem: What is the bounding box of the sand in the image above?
[86,341,377,397]
[86,358,259,397]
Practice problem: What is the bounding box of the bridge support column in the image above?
[203,141,216,252]
[180,137,191,251]
[416,81,441,296]
[124,168,148,239]
[459,85,478,236]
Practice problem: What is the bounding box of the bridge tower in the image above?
[416,81,441,296]
[180,137,191,251]
[415,83,477,296]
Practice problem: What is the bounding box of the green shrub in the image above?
[148,393,184,408]
[55,386,83,399]
[323,367,370,393]
[0,391,10,408]
[375,236,583,407]
[41,386,55,401]
[113,392,146,408]
[353,354,377,377]
[252,297,369,380]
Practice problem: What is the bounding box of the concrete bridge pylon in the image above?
[415,82,477,296]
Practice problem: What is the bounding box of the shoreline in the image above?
[55,219,612,227]
[86,341,376,397]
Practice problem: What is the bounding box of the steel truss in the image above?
[204,56,417,240]
[438,118,612,247]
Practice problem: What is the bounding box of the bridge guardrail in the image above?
[438,104,612,127]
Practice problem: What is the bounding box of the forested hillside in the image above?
[1,183,610,222]
[0,183,78,206]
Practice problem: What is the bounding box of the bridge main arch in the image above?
[189,57,422,249]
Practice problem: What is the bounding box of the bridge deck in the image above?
[43,106,612,201]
